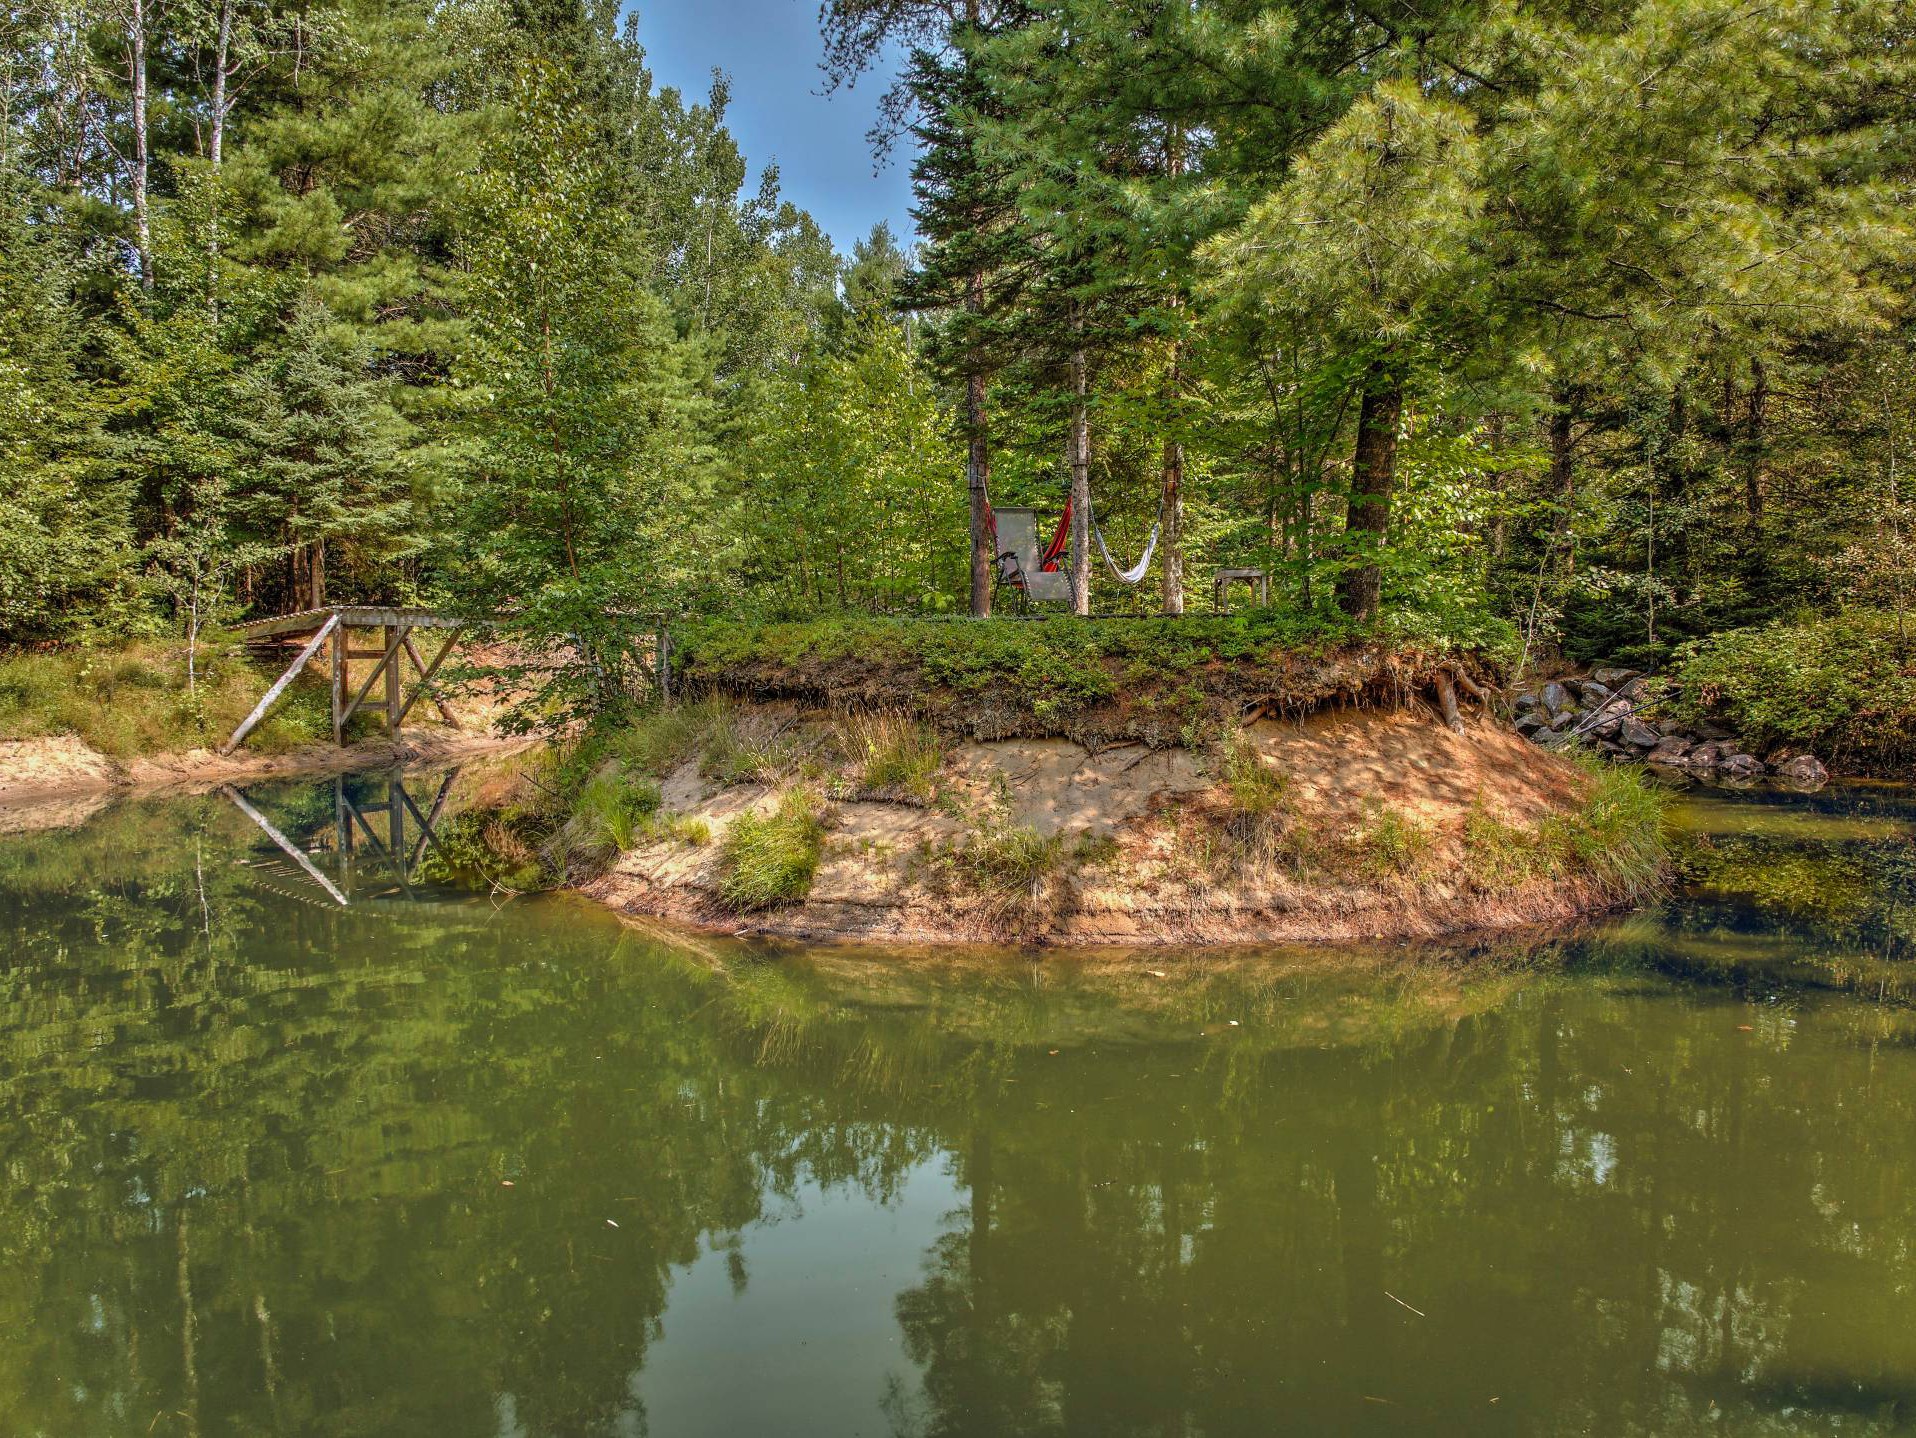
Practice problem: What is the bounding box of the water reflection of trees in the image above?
[4,781,1916,1435]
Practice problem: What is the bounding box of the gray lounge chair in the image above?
[993,506,1073,605]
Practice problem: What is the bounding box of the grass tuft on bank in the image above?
[717,789,827,910]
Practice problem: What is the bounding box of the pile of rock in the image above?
[1511,667,1829,787]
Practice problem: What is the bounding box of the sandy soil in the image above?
[584,706,1619,949]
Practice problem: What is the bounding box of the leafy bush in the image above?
[717,789,828,909]
[1664,610,1916,769]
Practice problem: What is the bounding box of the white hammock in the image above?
[1088,497,1161,585]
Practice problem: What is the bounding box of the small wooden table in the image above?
[1213,568,1270,611]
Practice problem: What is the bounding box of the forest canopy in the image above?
[2,0,1911,712]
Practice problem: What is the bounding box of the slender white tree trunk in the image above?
[129,0,153,291]
[207,0,231,317]
[1069,344,1091,617]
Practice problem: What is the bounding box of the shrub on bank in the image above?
[717,789,827,910]
[1662,610,1916,770]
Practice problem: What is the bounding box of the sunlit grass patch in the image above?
[717,788,828,910]
[1347,801,1436,882]
[0,639,352,758]
[571,763,663,853]
[1461,799,1548,891]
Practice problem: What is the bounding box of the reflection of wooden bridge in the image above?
[224,607,469,752]
[224,770,461,907]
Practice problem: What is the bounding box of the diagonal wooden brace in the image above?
[221,614,340,754]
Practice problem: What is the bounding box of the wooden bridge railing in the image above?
[222,607,468,753]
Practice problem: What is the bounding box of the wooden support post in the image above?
[385,624,404,733]
[388,777,405,854]
[330,614,346,745]
[334,776,351,868]
[343,624,406,725]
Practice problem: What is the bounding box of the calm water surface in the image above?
[5,769,1916,1436]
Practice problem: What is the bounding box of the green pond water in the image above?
[6,770,1916,1436]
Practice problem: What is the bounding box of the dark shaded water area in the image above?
[6,767,1916,1436]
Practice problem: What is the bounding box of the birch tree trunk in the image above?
[207,0,232,318]
[128,0,153,291]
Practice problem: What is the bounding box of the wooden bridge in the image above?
[224,769,462,906]
[223,607,469,753]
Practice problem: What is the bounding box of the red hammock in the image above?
[985,498,1073,584]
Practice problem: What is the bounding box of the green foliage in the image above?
[1664,611,1916,767]
[717,789,828,910]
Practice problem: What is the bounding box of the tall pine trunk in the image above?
[1069,343,1091,617]
[1743,356,1766,532]
[1547,391,1579,574]
[966,272,992,617]
[1335,365,1401,622]
[1160,429,1184,614]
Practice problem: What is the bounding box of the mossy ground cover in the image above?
[673,611,1514,748]
[1660,609,1916,772]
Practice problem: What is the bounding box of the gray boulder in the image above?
[1647,736,1695,765]
[1576,679,1614,706]
[1514,690,1541,715]
[1684,741,1727,769]
[1619,717,1662,749]
[1592,666,1640,690]
[1540,681,1572,716]
[1548,709,1581,733]
[1515,712,1548,738]
[1721,753,1766,779]
[1775,753,1830,787]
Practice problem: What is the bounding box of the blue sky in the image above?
[629,0,917,258]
